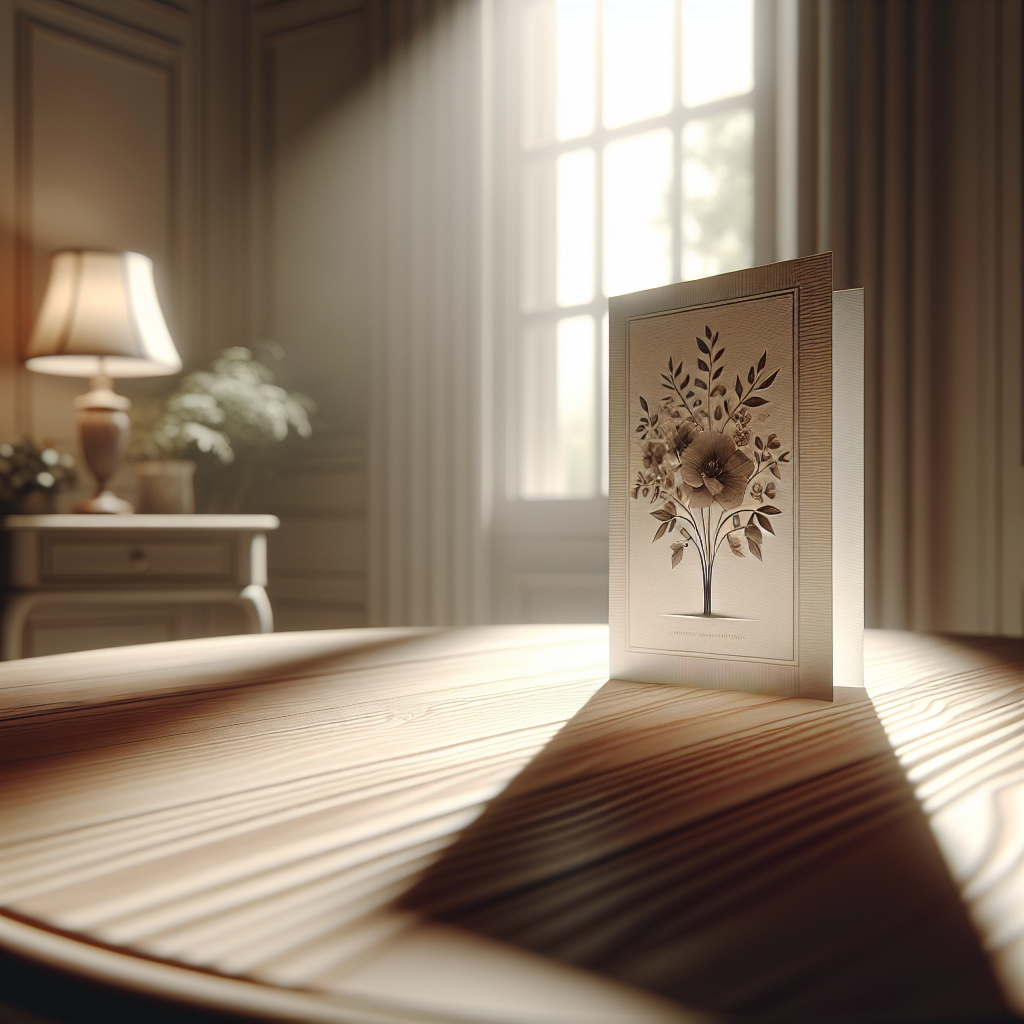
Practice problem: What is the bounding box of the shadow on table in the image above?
[0,943,267,1024]
[400,679,1013,1023]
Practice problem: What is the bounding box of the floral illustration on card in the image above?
[629,324,789,616]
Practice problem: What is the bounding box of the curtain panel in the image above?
[800,0,1022,636]
[367,0,489,626]
[364,0,1022,637]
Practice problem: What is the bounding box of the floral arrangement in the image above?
[0,438,76,514]
[134,342,314,465]
[630,323,789,616]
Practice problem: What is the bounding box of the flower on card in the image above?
[667,420,700,460]
[678,430,753,510]
[641,442,666,470]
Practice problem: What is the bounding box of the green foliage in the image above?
[133,342,314,465]
[0,438,76,513]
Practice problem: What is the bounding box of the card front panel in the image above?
[609,254,833,700]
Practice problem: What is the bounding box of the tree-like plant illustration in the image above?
[630,324,790,616]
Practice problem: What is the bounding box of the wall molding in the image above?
[6,0,200,435]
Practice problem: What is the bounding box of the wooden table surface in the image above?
[0,626,1020,1023]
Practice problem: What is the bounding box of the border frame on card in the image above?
[609,253,833,701]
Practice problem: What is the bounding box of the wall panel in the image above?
[247,0,374,630]
[0,0,200,506]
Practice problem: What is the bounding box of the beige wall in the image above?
[0,0,374,631]
[2,1,1019,639]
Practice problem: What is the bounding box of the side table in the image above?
[1,515,279,660]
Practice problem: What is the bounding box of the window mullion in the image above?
[594,0,606,491]
[594,0,605,304]
[671,0,683,284]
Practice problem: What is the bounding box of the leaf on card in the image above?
[756,513,775,534]
[747,537,763,560]
[757,350,767,372]
[757,369,780,390]
[713,348,725,363]
[654,522,668,541]
[650,502,677,521]
[694,379,708,390]
[710,384,726,397]
[770,463,782,478]
[755,436,763,450]
[735,375,743,399]
[674,363,683,378]
[680,374,690,388]
[712,365,723,380]
[705,325,713,340]
[696,336,710,355]
[697,358,709,372]
[743,396,769,407]
[758,505,782,515]
[640,395,649,412]
[671,543,685,568]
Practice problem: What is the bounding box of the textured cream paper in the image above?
[625,291,797,663]
[609,254,855,701]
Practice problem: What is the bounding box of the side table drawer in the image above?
[41,537,234,583]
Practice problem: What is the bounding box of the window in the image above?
[505,0,757,501]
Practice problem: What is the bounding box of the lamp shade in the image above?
[25,250,182,378]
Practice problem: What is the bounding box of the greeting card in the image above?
[609,253,863,701]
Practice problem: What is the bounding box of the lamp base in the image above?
[75,490,134,515]
[74,376,133,515]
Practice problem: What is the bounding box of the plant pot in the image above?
[134,460,196,514]
[16,490,55,515]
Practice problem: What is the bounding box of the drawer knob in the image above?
[130,550,150,573]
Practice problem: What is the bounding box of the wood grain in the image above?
[0,626,1020,1022]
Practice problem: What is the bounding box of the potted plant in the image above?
[0,439,77,515]
[131,341,314,513]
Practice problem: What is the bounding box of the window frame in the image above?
[487,0,780,612]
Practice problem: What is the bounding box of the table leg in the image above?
[239,585,274,634]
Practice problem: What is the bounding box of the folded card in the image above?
[609,253,863,701]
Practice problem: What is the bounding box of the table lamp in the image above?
[25,250,182,514]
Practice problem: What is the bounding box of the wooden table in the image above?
[0,627,1020,1023]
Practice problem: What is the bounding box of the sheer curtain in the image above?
[367,0,490,626]
[797,0,1022,636]
[366,0,1023,636]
